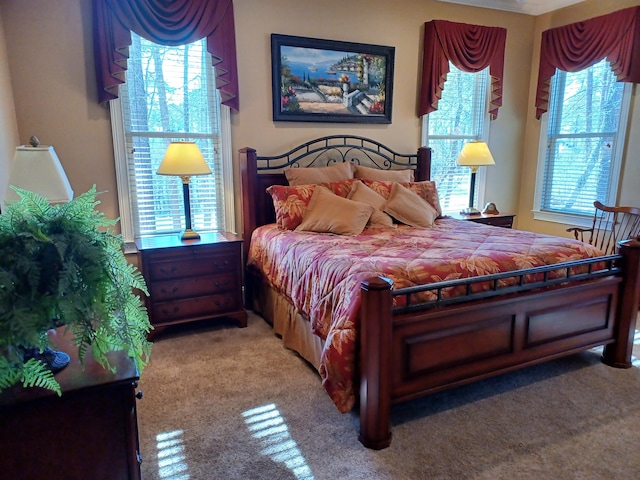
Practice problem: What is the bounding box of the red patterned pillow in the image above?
[266,179,357,230]
[361,179,442,217]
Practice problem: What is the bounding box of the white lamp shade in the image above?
[157,141,212,176]
[5,145,74,204]
[456,141,496,168]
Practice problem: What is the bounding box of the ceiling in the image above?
[437,0,587,16]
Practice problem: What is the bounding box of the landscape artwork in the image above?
[271,34,395,123]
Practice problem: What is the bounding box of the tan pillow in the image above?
[296,186,374,235]
[347,180,394,228]
[354,164,414,182]
[285,163,354,186]
[383,182,438,228]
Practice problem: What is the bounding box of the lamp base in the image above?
[23,347,70,373]
[459,207,482,216]
[180,229,201,241]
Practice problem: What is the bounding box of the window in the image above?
[110,33,234,243]
[422,63,490,213]
[533,59,631,225]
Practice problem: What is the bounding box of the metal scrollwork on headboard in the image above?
[255,135,420,172]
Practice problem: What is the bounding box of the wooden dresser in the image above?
[0,328,142,480]
[136,232,247,339]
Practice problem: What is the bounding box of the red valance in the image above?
[535,6,640,119]
[93,0,239,110]
[418,20,507,119]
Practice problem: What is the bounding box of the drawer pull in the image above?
[161,306,180,315]
[159,265,178,274]
[214,280,230,288]
[160,286,179,294]
[214,298,232,307]
[213,259,230,269]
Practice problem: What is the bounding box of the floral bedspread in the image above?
[247,218,605,413]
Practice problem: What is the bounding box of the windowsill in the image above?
[531,209,593,229]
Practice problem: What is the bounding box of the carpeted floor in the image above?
[137,311,640,480]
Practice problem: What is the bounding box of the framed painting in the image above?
[271,34,395,124]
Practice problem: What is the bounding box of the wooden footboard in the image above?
[358,238,640,449]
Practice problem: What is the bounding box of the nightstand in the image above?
[448,212,516,229]
[136,232,247,339]
[0,328,142,479]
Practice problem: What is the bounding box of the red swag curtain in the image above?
[93,0,239,110]
[418,20,507,119]
[535,6,640,119]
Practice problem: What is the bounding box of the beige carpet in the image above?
[137,311,640,480]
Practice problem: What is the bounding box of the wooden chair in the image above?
[567,201,640,254]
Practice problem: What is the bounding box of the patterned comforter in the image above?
[247,218,605,413]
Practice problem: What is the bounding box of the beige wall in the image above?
[0,0,636,236]
[0,7,19,208]
[1,0,116,218]
[232,0,534,224]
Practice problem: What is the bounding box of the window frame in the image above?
[109,47,235,247]
[421,65,492,214]
[532,67,632,228]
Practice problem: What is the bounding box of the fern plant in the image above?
[0,186,152,395]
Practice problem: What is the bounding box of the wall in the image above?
[517,0,640,237]
[0,7,19,208]
[231,0,534,226]
[0,0,635,238]
[0,0,117,219]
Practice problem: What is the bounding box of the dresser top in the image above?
[135,231,241,251]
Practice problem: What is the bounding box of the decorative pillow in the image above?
[354,164,414,182]
[284,162,354,186]
[362,179,442,217]
[295,186,374,236]
[266,179,357,230]
[383,182,439,228]
[347,180,394,228]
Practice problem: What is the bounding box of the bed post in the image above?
[415,146,431,182]
[359,276,393,450]
[602,236,640,368]
[239,147,257,308]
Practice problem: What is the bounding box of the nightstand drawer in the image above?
[448,213,515,229]
[151,293,241,324]
[147,253,237,281]
[150,273,238,301]
[474,216,513,228]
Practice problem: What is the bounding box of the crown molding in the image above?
[436,0,586,16]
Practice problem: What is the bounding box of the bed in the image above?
[239,135,640,449]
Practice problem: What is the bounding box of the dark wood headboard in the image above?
[239,135,432,250]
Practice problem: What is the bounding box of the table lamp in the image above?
[157,141,211,240]
[456,141,495,215]
[5,136,74,205]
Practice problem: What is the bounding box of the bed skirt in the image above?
[251,280,324,370]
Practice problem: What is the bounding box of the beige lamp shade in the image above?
[5,145,74,204]
[157,141,212,177]
[456,141,495,172]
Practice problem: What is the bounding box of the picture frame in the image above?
[271,34,395,124]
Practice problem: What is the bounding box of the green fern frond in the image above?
[20,358,62,395]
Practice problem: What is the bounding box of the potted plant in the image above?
[0,186,152,395]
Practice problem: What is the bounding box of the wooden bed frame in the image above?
[239,135,640,449]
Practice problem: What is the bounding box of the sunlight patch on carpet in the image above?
[155,430,189,479]
[243,403,314,480]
